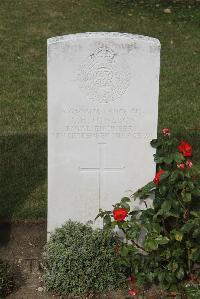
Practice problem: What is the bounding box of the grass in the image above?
[0,0,200,219]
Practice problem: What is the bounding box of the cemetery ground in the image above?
[0,0,200,298]
[2,220,158,299]
[1,221,128,298]
[0,221,183,299]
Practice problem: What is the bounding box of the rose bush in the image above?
[97,129,200,297]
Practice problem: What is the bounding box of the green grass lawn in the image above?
[0,0,200,219]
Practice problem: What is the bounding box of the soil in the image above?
[0,221,131,299]
[0,221,54,298]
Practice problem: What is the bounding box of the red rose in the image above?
[178,141,192,157]
[113,208,128,222]
[162,128,170,136]
[186,160,193,168]
[153,169,165,186]
[128,288,137,296]
[177,163,185,170]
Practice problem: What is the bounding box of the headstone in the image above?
[48,32,160,233]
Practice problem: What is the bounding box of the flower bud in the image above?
[177,163,185,170]
[162,128,170,136]
[186,160,193,168]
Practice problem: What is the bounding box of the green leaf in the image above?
[152,223,161,233]
[144,239,158,251]
[178,170,185,180]
[103,214,111,226]
[172,262,179,272]
[161,200,172,213]
[174,231,183,242]
[190,211,200,218]
[129,210,141,216]
[95,213,101,220]
[151,139,159,148]
[176,267,185,280]
[192,229,200,238]
[182,222,194,233]
[133,181,155,199]
[122,222,129,231]
[95,209,110,220]
[126,229,139,240]
[176,181,186,190]
[121,245,129,256]
[163,156,174,164]
[181,191,192,202]
[160,171,170,181]
[154,155,164,163]
[168,261,178,272]
[159,184,167,195]
[167,211,180,218]
[121,197,130,203]
[185,169,191,178]
[120,202,130,211]
[173,152,185,163]
[111,221,117,228]
[187,181,194,191]
[170,171,179,183]
[155,235,169,245]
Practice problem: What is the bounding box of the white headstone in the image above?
[48,32,160,233]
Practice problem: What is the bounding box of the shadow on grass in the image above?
[0,133,47,244]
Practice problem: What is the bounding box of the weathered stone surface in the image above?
[48,32,160,233]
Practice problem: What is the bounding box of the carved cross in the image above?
[79,143,125,208]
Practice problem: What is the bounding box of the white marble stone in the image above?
[48,32,160,233]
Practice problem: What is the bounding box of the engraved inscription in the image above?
[78,45,131,103]
[51,107,153,140]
